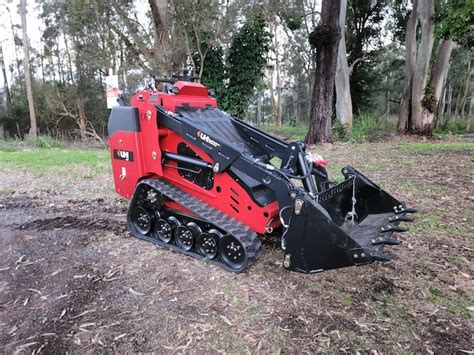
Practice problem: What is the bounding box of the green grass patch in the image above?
[429,288,473,318]
[0,135,62,151]
[261,124,307,141]
[341,299,353,307]
[0,149,109,171]
[334,113,397,142]
[399,141,474,151]
[24,135,62,148]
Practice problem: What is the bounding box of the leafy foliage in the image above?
[221,14,272,117]
[346,0,389,113]
[439,0,474,47]
[193,41,226,100]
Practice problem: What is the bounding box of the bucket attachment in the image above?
[283,166,416,273]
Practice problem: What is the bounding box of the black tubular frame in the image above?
[156,105,324,208]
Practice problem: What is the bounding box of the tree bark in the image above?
[20,0,37,138]
[293,86,299,124]
[149,0,170,72]
[455,56,472,116]
[411,0,435,134]
[270,24,282,128]
[447,81,453,115]
[421,39,455,129]
[255,92,262,126]
[335,0,352,130]
[0,43,12,115]
[7,7,23,88]
[397,0,418,133]
[467,94,474,131]
[305,0,341,144]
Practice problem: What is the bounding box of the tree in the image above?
[410,0,435,134]
[172,0,219,80]
[346,0,387,113]
[104,0,176,79]
[397,0,418,132]
[0,43,12,116]
[222,14,271,117]
[20,0,37,137]
[398,0,473,134]
[269,22,283,128]
[305,0,341,144]
[335,0,352,130]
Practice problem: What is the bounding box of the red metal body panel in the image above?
[108,131,143,199]
[109,81,280,234]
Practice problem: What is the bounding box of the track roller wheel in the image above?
[197,229,221,259]
[175,222,200,251]
[155,216,180,243]
[219,234,247,270]
[131,206,154,235]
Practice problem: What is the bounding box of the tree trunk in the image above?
[397,0,418,132]
[20,0,37,138]
[335,0,352,130]
[436,71,449,128]
[7,8,23,88]
[63,31,74,83]
[293,86,299,124]
[149,0,170,72]
[447,81,453,116]
[77,98,88,141]
[467,94,474,131]
[305,0,341,144]
[456,56,472,116]
[421,39,455,130]
[271,24,282,128]
[411,0,435,134]
[255,91,262,126]
[0,43,12,115]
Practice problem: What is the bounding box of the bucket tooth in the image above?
[395,207,418,215]
[371,252,392,262]
[380,225,409,233]
[372,236,402,246]
[389,215,414,222]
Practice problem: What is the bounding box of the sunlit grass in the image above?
[0,149,110,171]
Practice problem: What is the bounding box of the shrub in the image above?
[435,116,474,135]
[23,135,62,149]
[334,113,396,142]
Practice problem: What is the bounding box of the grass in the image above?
[399,141,474,151]
[0,135,62,151]
[0,149,109,171]
[261,124,307,141]
[428,288,473,318]
[261,114,397,143]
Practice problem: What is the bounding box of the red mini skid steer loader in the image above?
[108,73,416,273]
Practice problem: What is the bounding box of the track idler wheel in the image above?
[197,229,221,259]
[175,222,200,251]
[131,206,154,235]
[219,234,246,270]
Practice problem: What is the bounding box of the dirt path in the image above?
[0,140,472,353]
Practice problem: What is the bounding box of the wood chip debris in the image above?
[128,287,144,296]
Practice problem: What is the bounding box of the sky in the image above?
[0,0,42,87]
[0,0,152,89]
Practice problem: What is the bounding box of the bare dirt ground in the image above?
[0,138,472,353]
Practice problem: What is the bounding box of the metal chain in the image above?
[349,175,357,226]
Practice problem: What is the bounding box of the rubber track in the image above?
[129,178,261,272]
